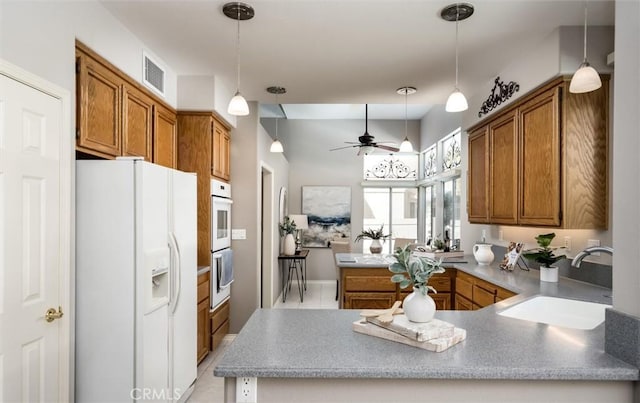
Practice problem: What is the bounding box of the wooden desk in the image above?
[278,250,309,302]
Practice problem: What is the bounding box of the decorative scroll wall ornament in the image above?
[478,76,520,117]
[364,156,417,180]
[423,146,437,178]
[442,131,462,171]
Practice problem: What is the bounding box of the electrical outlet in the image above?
[563,236,571,252]
[481,229,487,242]
[236,377,257,403]
[498,230,504,241]
[587,239,601,256]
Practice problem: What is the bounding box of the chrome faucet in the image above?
[571,246,614,268]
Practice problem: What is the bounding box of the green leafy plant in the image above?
[354,225,390,242]
[522,233,566,268]
[431,236,445,251]
[279,216,297,236]
[389,245,445,295]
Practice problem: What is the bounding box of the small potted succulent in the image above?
[522,233,565,282]
[355,225,390,254]
[279,216,297,255]
[389,244,445,322]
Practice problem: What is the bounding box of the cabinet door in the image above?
[344,293,396,310]
[468,127,489,223]
[212,122,230,181]
[122,85,153,161]
[489,111,519,224]
[76,52,122,157]
[518,87,561,226]
[153,104,177,169]
[197,298,210,363]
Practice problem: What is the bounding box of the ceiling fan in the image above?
[330,104,399,155]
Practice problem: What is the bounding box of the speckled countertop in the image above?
[214,255,639,380]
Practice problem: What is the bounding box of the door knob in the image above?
[45,306,64,322]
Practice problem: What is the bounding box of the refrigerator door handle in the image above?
[168,232,182,314]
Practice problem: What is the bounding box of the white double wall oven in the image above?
[210,178,234,310]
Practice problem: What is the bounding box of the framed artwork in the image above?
[301,186,351,247]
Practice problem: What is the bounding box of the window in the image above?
[363,187,418,254]
[420,128,462,249]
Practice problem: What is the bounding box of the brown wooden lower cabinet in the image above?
[455,271,516,309]
[196,272,211,364]
[340,267,454,310]
[211,299,230,351]
[341,266,516,311]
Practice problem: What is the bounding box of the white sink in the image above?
[498,296,611,330]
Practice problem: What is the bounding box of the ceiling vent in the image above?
[143,52,165,97]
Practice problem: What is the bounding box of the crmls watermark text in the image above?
[130,388,182,400]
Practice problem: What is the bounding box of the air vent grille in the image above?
[143,53,165,96]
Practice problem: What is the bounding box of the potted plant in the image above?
[522,233,565,282]
[355,225,390,254]
[279,216,297,255]
[389,245,445,322]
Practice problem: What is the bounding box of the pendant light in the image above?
[267,86,285,153]
[442,3,474,113]
[569,2,602,93]
[397,86,416,153]
[224,2,254,116]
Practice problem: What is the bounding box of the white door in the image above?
[0,65,71,402]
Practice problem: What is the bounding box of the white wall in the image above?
[1,1,178,107]
[612,0,640,317]
[230,102,289,332]
[278,118,420,281]
[176,75,239,128]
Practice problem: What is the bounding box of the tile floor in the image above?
[190,281,338,402]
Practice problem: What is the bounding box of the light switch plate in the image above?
[232,229,247,240]
[587,239,601,256]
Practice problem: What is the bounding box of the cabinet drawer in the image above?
[197,272,210,303]
[211,300,230,332]
[344,275,396,292]
[455,275,473,301]
[455,294,473,310]
[429,276,451,293]
[473,284,496,307]
[344,292,396,310]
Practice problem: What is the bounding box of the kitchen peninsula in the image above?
[215,256,639,402]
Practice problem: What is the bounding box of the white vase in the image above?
[369,239,383,254]
[473,243,494,265]
[402,287,436,323]
[283,233,296,256]
[540,266,559,282]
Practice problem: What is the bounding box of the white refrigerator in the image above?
[76,158,197,402]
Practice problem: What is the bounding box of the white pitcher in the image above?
[473,244,494,265]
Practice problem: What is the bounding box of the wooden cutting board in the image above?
[353,319,466,352]
[366,315,455,341]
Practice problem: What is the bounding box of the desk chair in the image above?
[330,240,352,301]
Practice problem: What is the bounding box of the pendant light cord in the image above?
[404,89,408,138]
[275,92,279,140]
[455,4,460,88]
[235,7,241,91]
[583,2,588,63]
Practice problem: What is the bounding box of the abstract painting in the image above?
[301,186,351,247]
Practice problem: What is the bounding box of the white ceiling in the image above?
[100,0,615,119]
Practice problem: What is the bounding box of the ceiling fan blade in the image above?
[375,144,400,152]
[330,145,359,151]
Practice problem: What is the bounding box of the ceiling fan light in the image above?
[270,138,284,153]
[360,145,374,155]
[445,89,468,112]
[399,137,414,153]
[569,62,602,93]
[228,91,250,116]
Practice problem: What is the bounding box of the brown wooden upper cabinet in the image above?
[76,41,177,168]
[467,75,609,229]
[177,112,231,266]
